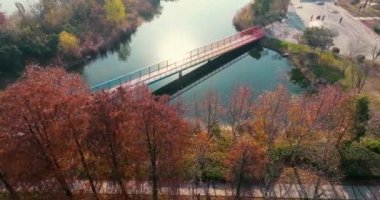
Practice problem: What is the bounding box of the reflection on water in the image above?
[0,0,39,15]
[152,46,302,105]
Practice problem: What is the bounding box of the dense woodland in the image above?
[0,66,378,199]
[0,0,162,79]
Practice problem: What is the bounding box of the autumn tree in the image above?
[225,136,267,200]
[58,77,99,198]
[0,66,88,198]
[185,131,232,200]
[59,31,79,54]
[251,85,289,150]
[199,90,224,135]
[227,85,252,137]
[0,134,19,199]
[104,0,127,24]
[350,56,369,94]
[87,89,133,199]
[128,86,190,200]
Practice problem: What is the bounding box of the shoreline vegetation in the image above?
[233,0,290,30]
[232,0,321,88]
[0,0,164,88]
[233,0,378,95]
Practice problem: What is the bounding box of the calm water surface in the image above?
[1,0,39,15]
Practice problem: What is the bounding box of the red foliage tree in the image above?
[87,89,134,198]
[199,90,224,135]
[0,66,92,198]
[225,136,267,200]
[128,86,190,200]
[227,85,252,136]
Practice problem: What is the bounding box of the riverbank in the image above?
[233,0,319,88]
[0,0,163,88]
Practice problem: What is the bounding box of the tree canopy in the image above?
[104,0,127,24]
[59,31,79,53]
[302,27,334,50]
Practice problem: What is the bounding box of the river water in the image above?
[2,0,302,100]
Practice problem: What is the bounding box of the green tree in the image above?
[353,96,370,140]
[302,27,334,51]
[104,0,126,24]
[18,26,58,59]
[0,33,24,75]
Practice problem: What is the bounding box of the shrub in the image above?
[290,68,311,88]
[353,96,370,140]
[356,54,366,63]
[332,47,340,55]
[362,138,380,154]
[309,64,344,83]
[340,142,380,178]
[270,145,336,176]
[374,24,380,34]
[320,52,335,65]
[305,52,319,64]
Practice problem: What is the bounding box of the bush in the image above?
[362,138,380,154]
[309,64,344,84]
[374,24,380,34]
[320,52,335,65]
[353,96,370,140]
[340,142,380,178]
[290,68,311,88]
[262,37,288,53]
[332,47,340,55]
[305,52,319,64]
[271,145,337,176]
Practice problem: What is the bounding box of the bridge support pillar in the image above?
[179,70,183,78]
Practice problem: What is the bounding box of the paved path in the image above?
[354,17,380,20]
[290,0,380,58]
[69,181,380,199]
[3,181,378,199]
[169,184,380,199]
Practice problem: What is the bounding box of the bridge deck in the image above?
[92,27,265,91]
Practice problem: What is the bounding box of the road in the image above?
[291,0,380,58]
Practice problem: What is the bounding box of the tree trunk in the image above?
[74,137,99,199]
[235,180,242,200]
[151,155,159,200]
[0,172,19,200]
[234,153,247,200]
[363,0,370,8]
[109,144,128,199]
[204,181,211,200]
[54,170,73,199]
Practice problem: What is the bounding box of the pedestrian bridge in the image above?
[91,27,265,91]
